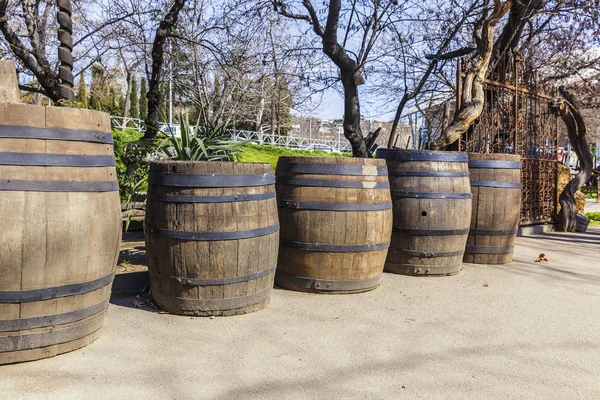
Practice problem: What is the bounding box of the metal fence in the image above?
[458,53,559,226]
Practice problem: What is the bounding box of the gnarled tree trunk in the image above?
[556,87,593,232]
[144,0,187,138]
[432,0,513,150]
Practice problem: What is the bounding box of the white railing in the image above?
[110,116,173,134]
[110,116,352,153]
[230,129,351,153]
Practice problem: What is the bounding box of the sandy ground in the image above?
[1,229,599,400]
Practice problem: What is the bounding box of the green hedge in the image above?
[585,212,600,227]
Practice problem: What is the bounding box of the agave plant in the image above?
[123,114,246,231]
[155,114,245,161]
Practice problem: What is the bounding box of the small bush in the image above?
[112,129,148,200]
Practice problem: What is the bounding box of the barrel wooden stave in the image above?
[378,150,472,276]
[145,161,279,316]
[0,105,121,365]
[276,156,393,294]
[464,153,522,264]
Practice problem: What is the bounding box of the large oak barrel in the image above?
[464,153,522,264]
[275,156,393,294]
[377,149,472,276]
[0,103,121,365]
[145,161,279,316]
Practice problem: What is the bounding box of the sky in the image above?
[291,89,397,123]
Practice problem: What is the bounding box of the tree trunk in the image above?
[255,77,265,132]
[341,75,368,157]
[122,71,132,122]
[432,0,513,150]
[556,87,593,232]
[144,0,186,138]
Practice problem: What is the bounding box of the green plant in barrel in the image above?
[142,113,279,317]
[155,115,245,161]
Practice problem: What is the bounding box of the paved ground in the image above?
[586,199,600,213]
[1,229,600,399]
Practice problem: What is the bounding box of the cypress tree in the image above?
[129,76,139,119]
[77,74,89,108]
[139,77,148,120]
[90,65,105,111]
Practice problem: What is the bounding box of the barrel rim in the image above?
[149,160,272,169]
[0,272,115,303]
[0,125,113,144]
[276,155,386,166]
[376,148,468,162]
[468,160,522,169]
[276,160,388,176]
[467,152,522,161]
[275,176,390,189]
[148,172,275,187]
[275,270,382,292]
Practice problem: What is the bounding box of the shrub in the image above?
[112,129,148,200]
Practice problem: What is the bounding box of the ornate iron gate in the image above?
[458,54,559,226]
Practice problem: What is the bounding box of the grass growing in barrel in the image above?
[239,144,349,170]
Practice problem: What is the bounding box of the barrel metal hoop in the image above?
[377,149,468,162]
[145,224,279,241]
[276,161,388,176]
[470,180,522,189]
[388,171,470,177]
[391,191,472,199]
[148,172,275,187]
[393,227,470,236]
[278,199,392,211]
[0,125,113,144]
[0,299,108,332]
[147,191,276,203]
[385,262,461,275]
[468,160,522,169]
[152,287,272,312]
[276,177,390,189]
[469,228,519,236]
[0,272,115,304]
[0,179,119,192]
[0,152,116,167]
[280,239,390,252]
[465,245,515,254]
[0,311,105,352]
[275,270,382,292]
[148,265,277,286]
[395,249,465,258]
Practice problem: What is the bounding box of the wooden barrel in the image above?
[576,213,590,233]
[275,156,393,294]
[0,104,121,365]
[376,149,472,276]
[145,161,279,316]
[464,153,522,264]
